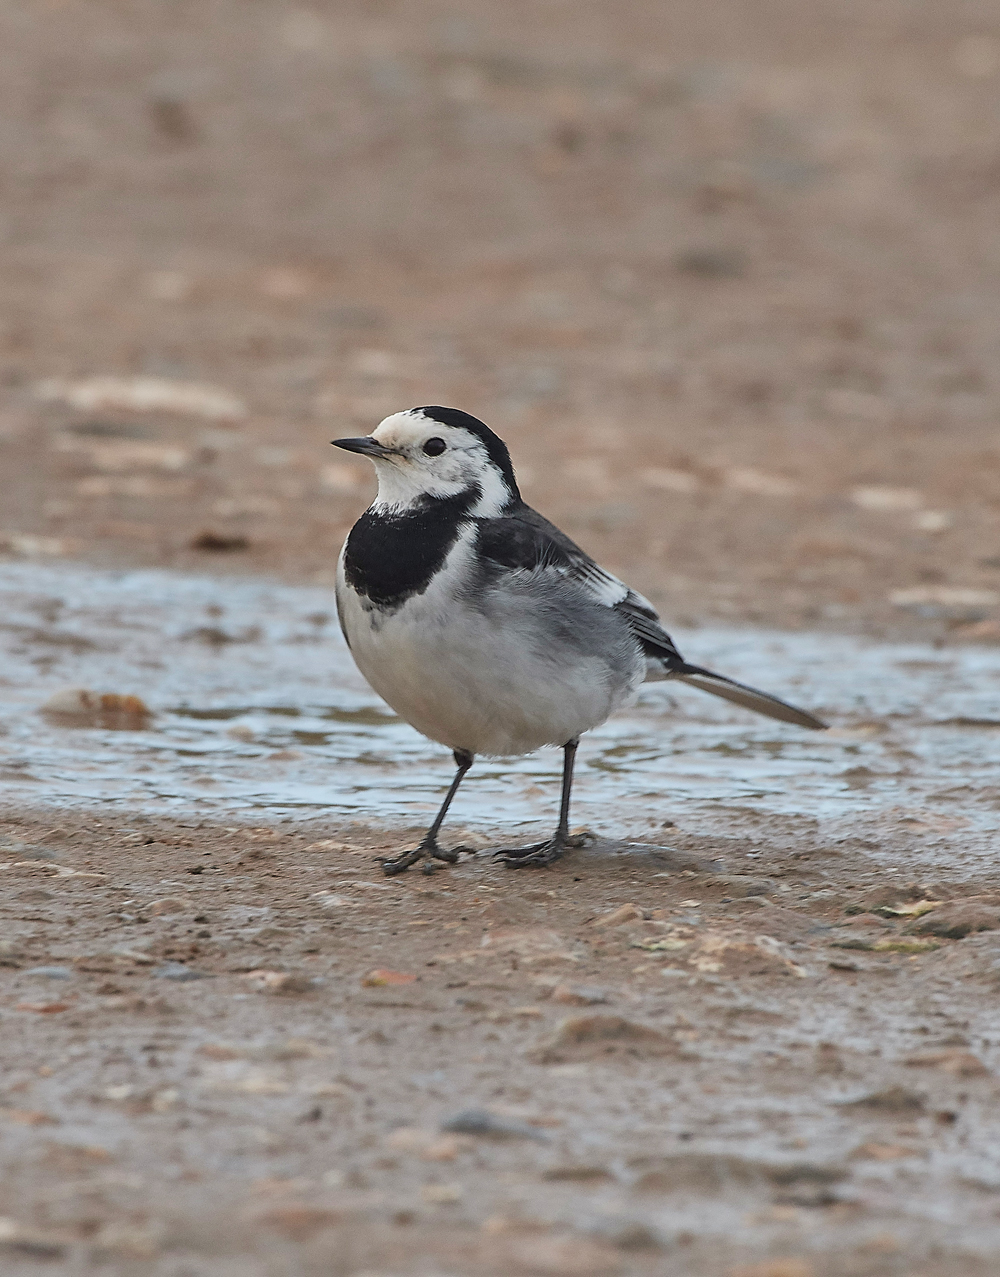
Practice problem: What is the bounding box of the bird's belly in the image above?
[339,588,641,756]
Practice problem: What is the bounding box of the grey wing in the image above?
[605,572,826,728]
[476,504,825,730]
[494,505,679,642]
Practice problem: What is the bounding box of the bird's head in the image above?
[333,406,519,515]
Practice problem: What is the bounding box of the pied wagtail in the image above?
[334,406,825,876]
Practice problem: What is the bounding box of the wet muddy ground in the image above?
[4,1,1000,1271]
[1,566,1000,1276]
[4,808,1000,1277]
[2,563,1000,861]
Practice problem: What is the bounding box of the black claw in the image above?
[381,848,424,876]
[382,837,465,876]
[492,838,549,860]
[494,838,568,869]
[429,846,460,863]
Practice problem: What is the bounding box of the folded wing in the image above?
[475,504,825,730]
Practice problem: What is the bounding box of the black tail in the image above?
[675,663,826,730]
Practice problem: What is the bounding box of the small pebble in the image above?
[362,969,416,987]
[198,1044,244,1061]
[550,983,609,1006]
[542,1164,612,1182]
[841,1085,924,1113]
[441,1108,548,1142]
[914,510,952,533]
[190,531,250,553]
[504,1233,625,1275]
[243,970,317,995]
[153,962,209,982]
[724,467,799,497]
[23,966,73,980]
[529,1015,674,1064]
[0,941,26,967]
[594,1219,663,1250]
[730,1262,814,1277]
[149,898,186,916]
[641,467,701,494]
[591,904,643,929]
[422,1136,464,1161]
[387,1126,435,1153]
[0,1217,66,1260]
[911,902,1000,939]
[40,688,152,729]
[715,875,772,898]
[253,1205,338,1241]
[0,840,59,861]
[851,485,923,512]
[420,1183,462,1204]
[265,974,317,995]
[904,1049,990,1078]
[852,1142,913,1161]
[38,373,246,421]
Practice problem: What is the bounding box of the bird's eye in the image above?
[422,437,446,456]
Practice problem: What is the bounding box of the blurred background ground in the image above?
[1,0,1000,638]
[5,5,1000,1276]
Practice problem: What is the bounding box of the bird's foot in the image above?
[493,837,568,869]
[381,837,461,877]
[428,844,461,863]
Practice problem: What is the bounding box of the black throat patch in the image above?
[343,488,479,609]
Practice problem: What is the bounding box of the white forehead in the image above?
[371,410,471,450]
[365,408,510,516]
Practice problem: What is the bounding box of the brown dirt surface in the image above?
[2,809,1000,1276]
[3,2,1000,1274]
[0,0,999,641]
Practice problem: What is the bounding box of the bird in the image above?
[333,406,825,876]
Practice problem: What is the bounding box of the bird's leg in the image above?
[381,749,474,876]
[495,739,579,869]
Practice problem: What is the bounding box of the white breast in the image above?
[335,531,644,757]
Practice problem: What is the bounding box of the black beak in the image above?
[331,437,398,458]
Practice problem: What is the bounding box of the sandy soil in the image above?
[0,1,999,640]
[2,2,1000,1273]
[2,809,1000,1277]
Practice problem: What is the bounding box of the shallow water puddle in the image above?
[0,563,998,864]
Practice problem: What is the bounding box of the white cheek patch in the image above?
[369,461,439,512]
[366,416,513,516]
[467,464,512,518]
[370,459,480,512]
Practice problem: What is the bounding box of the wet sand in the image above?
[1,566,1000,1275]
[2,563,1000,860]
[3,806,1000,1277]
